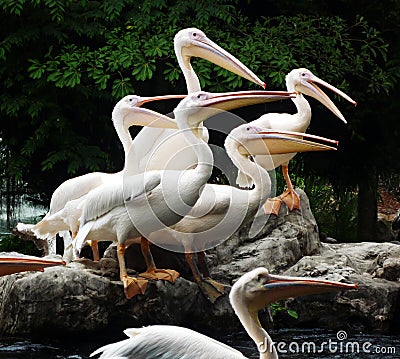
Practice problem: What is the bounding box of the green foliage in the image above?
[305,177,358,242]
[0,234,43,256]
[270,302,299,319]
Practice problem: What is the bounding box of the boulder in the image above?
[279,242,400,333]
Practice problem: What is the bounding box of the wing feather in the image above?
[90,325,245,358]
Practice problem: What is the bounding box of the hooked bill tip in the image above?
[262,82,267,89]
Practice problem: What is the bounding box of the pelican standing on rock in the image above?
[37,95,186,282]
[236,68,357,215]
[19,94,184,261]
[152,123,338,302]
[89,267,357,358]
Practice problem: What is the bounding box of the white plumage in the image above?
[236,68,356,214]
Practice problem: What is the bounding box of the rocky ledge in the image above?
[1,189,399,337]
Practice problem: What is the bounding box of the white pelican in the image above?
[28,94,184,261]
[124,28,266,177]
[236,68,357,215]
[0,252,65,276]
[150,124,338,302]
[90,267,357,358]
[73,91,290,299]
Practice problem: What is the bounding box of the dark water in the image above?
[0,328,398,358]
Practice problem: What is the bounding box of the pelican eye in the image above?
[193,32,197,37]
[129,98,132,101]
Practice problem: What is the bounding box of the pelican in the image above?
[73,91,292,299]
[236,68,357,215]
[150,124,338,302]
[124,27,266,177]
[27,94,184,261]
[0,253,65,276]
[89,267,357,358]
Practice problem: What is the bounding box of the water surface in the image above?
[0,328,398,358]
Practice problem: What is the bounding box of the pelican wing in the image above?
[90,325,245,358]
[49,172,106,214]
[81,171,162,225]
[123,171,162,202]
[187,184,232,218]
[80,183,124,224]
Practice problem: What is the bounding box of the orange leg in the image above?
[138,237,179,283]
[87,240,100,261]
[279,164,301,211]
[263,164,300,215]
[185,252,224,303]
[117,243,148,299]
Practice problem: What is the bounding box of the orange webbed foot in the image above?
[139,269,180,283]
[263,197,283,216]
[279,189,301,211]
[122,275,148,299]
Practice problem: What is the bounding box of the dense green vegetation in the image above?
[1,0,399,241]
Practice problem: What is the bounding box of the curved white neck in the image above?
[286,77,312,131]
[231,296,279,359]
[290,94,312,130]
[178,116,213,182]
[225,139,271,209]
[175,46,201,93]
[113,115,133,170]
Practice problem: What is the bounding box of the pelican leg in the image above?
[138,237,179,283]
[197,251,225,294]
[87,240,100,261]
[117,243,148,299]
[185,252,224,303]
[278,164,301,211]
[197,251,210,277]
[263,164,300,215]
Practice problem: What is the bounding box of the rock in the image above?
[277,242,400,333]
[211,189,321,282]
[1,189,400,337]
[0,265,235,337]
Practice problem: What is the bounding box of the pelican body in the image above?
[90,267,357,358]
[150,124,337,301]
[236,68,356,214]
[25,94,184,261]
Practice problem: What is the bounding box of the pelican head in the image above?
[231,123,338,156]
[174,90,295,129]
[112,94,185,129]
[230,267,357,316]
[174,28,265,88]
[287,68,357,123]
